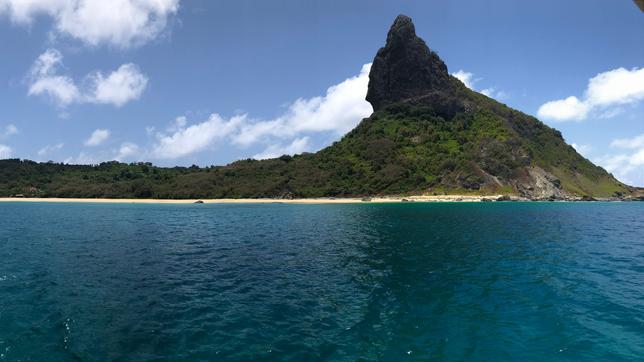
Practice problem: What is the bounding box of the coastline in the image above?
[0,195,637,204]
[0,195,512,204]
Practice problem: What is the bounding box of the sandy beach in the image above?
[0,195,510,204]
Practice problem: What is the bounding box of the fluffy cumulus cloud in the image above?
[151,114,247,159]
[58,64,372,164]
[0,0,179,48]
[538,67,644,122]
[84,129,110,146]
[28,49,148,107]
[0,144,12,159]
[87,64,148,106]
[28,49,80,106]
[538,96,590,122]
[452,70,507,100]
[147,64,373,160]
[234,63,373,147]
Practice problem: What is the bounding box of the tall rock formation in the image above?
[366,15,453,111]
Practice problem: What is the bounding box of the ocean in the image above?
[0,202,642,361]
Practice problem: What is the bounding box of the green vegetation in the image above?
[2,14,630,200]
[0,84,630,199]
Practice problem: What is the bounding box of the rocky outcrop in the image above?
[366,15,455,112]
[514,166,570,200]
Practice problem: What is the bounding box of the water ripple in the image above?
[0,202,642,360]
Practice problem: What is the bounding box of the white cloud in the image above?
[586,68,644,106]
[84,129,110,146]
[151,114,247,159]
[86,64,148,107]
[48,64,372,163]
[28,49,80,106]
[538,67,644,122]
[253,137,311,160]
[149,64,373,160]
[611,134,644,149]
[115,142,139,161]
[453,70,475,89]
[537,96,590,122]
[233,63,372,146]
[0,0,179,48]
[37,142,64,156]
[452,70,507,100]
[27,49,148,107]
[0,144,12,159]
[1,124,18,138]
[29,75,80,106]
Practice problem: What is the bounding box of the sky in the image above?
[0,0,643,185]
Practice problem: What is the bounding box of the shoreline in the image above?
[0,195,511,204]
[0,195,632,204]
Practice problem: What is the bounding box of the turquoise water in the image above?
[0,202,643,361]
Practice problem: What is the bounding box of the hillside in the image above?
[0,15,635,200]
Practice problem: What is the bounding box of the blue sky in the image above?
[0,0,643,185]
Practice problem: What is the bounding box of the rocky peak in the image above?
[366,15,452,111]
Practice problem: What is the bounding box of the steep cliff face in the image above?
[366,15,454,111]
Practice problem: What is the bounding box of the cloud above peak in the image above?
[538,67,644,122]
[0,0,180,48]
[28,49,148,108]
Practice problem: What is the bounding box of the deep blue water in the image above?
[0,202,643,361]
